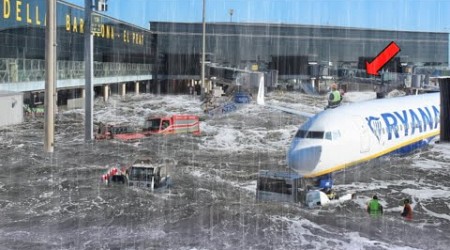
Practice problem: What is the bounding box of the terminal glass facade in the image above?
[151,22,448,77]
[0,0,153,84]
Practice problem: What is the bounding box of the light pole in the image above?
[85,0,107,142]
[445,28,450,66]
[229,9,234,22]
[201,0,206,97]
[84,0,94,142]
[44,0,56,153]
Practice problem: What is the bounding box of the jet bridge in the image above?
[207,64,278,89]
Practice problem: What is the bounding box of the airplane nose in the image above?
[287,145,322,174]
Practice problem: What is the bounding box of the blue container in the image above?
[318,174,333,189]
[234,92,251,104]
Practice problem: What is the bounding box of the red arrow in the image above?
[366,41,401,76]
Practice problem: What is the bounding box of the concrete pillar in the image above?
[54,90,58,114]
[103,85,109,102]
[157,80,161,95]
[135,81,140,95]
[196,81,200,95]
[167,80,172,94]
[120,83,126,96]
[146,82,150,93]
[189,80,194,95]
[439,78,450,142]
[81,88,85,98]
[9,62,18,82]
[313,79,319,92]
[205,80,212,93]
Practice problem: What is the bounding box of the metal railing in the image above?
[0,58,153,83]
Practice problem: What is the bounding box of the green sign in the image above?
[91,13,102,34]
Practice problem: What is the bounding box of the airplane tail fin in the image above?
[256,74,314,118]
[257,75,265,105]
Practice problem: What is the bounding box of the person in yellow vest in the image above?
[367,195,383,217]
[326,83,342,109]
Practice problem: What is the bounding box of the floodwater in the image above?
[0,91,449,249]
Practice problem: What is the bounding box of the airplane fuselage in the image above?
[287,93,440,178]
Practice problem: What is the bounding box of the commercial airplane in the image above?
[256,80,440,205]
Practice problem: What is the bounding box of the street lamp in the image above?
[44,0,56,153]
[201,0,206,96]
[85,0,108,142]
[97,0,108,11]
[84,0,95,142]
[229,9,234,22]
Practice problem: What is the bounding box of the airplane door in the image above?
[360,126,370,153]
[353,116,370,153]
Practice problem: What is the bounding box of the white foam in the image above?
[420,206,450,221]
[343,91,377,102]
[39,191,54,199]
[402,188,450,201]
[277,216,419,249]
[411,158,444,169]
[93,94,203,125]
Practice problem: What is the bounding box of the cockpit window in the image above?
[295,130,324,139]
[332,130,341,140]
[324,130,341,141]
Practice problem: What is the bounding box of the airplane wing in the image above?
[257,77,315,118]
[263,103,315,118]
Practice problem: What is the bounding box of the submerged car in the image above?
[127,159,171,189]
[101,158,171,190]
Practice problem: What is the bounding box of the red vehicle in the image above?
[143,114,200,135]
[94,123,147,141]
[95,115,200,141]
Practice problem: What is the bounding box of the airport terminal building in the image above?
[0,0,449,120]
[150,21,449,91]
[0,0,153,106]
[151,21,448,74]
